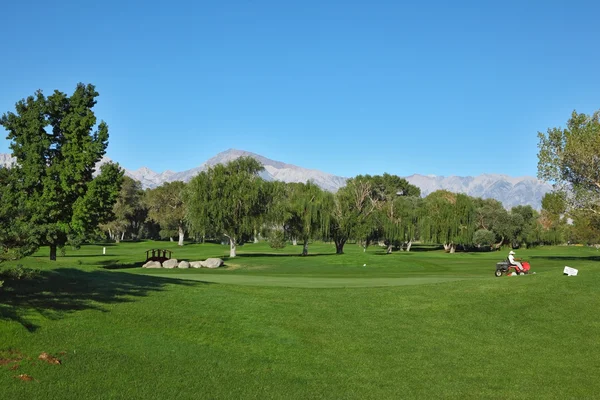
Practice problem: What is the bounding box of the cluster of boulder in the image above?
[142,258,224,269]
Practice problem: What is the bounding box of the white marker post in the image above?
[103,247,106,255]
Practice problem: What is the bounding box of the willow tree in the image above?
[329,176,378,254]
[368,174,421,253]
[380,195,423,252]
[421,190,475,253]
[0,84,123,260]
[285,181,331,255]
[185,157,266,257]
[146,181,187,245]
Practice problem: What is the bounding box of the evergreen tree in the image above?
[0,84,123,260]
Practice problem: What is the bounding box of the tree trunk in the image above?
[121,231,125,242]
[443,243,451,252]
[229,237,237,258]
[115,232,121,244]
[253,229,259,244]
[449,244,456,254]
[178,226,184,246]
[108,228,113,240]
[302,239,309,256]
[494,236,504,250]
[292,237,297,246]
[170,237,173,242]
[50,244,57,261]
[335,239,346,254]
[406,240,413,252]
[386,244,393,254]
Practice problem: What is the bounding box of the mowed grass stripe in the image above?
[156,273,476,287]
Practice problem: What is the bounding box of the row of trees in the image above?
[97,156,569,258]
[1,84,596,261]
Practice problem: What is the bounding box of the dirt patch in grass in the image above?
[15,373,34,381]
[223,263,270,271]
[38,352,61,365]
[0,350,26,367]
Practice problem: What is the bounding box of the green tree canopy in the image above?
[538,110,600,217]
[284,181,331,255]
[539,191,567,245]
[0,83,123,260]
[473,198,509,249]
[473,229,496,248]
[329,175,379,254]
[101,176,147,242]
[367,174,422,252]
[421,190,475,253]
[185,157,266,257]
[145,181,187,246]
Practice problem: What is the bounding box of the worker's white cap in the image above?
[509,251,515,255]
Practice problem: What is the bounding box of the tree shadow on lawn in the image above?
[101,260,146,270]
[233,252,335,258]
[0,268,199,333]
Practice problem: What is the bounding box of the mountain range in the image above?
[0,149,552,209]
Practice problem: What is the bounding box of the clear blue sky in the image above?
[1,0,599,178]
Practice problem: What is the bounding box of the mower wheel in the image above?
[517,271,525,276]
[494,269,503,277]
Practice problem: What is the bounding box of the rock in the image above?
[178,261,190,269]
[162,259,178,269]
[200,258,224,269]
[142,261,162,268]
[189,261,203,268]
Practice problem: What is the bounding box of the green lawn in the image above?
[1,241,599,399]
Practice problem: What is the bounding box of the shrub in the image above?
[0,265,41,281]
[269,230,287,249]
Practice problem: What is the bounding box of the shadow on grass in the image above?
[234,252,335,258]
[403,245,444,252]
[372,252,416,256]
[0,268,199,333]
[101,261,146,270]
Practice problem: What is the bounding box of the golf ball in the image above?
[363,264,366,267]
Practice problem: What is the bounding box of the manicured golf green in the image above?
[1,241,599,399]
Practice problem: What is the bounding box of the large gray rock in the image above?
[142,261,162,268]
[178,261,190,269]
[189,261,203,268]
[162,259,179,269]
[200,258,224,269]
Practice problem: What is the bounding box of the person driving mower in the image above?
[508,250,524,272]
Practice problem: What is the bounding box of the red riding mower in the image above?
[495,259,530,277]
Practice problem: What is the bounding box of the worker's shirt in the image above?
[508,254,516,264]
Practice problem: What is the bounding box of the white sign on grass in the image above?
[563,266,578,276]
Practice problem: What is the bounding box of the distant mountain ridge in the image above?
[403,174,551,210]
[0,149,552,209]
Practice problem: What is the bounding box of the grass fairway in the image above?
[1,241,599,399]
